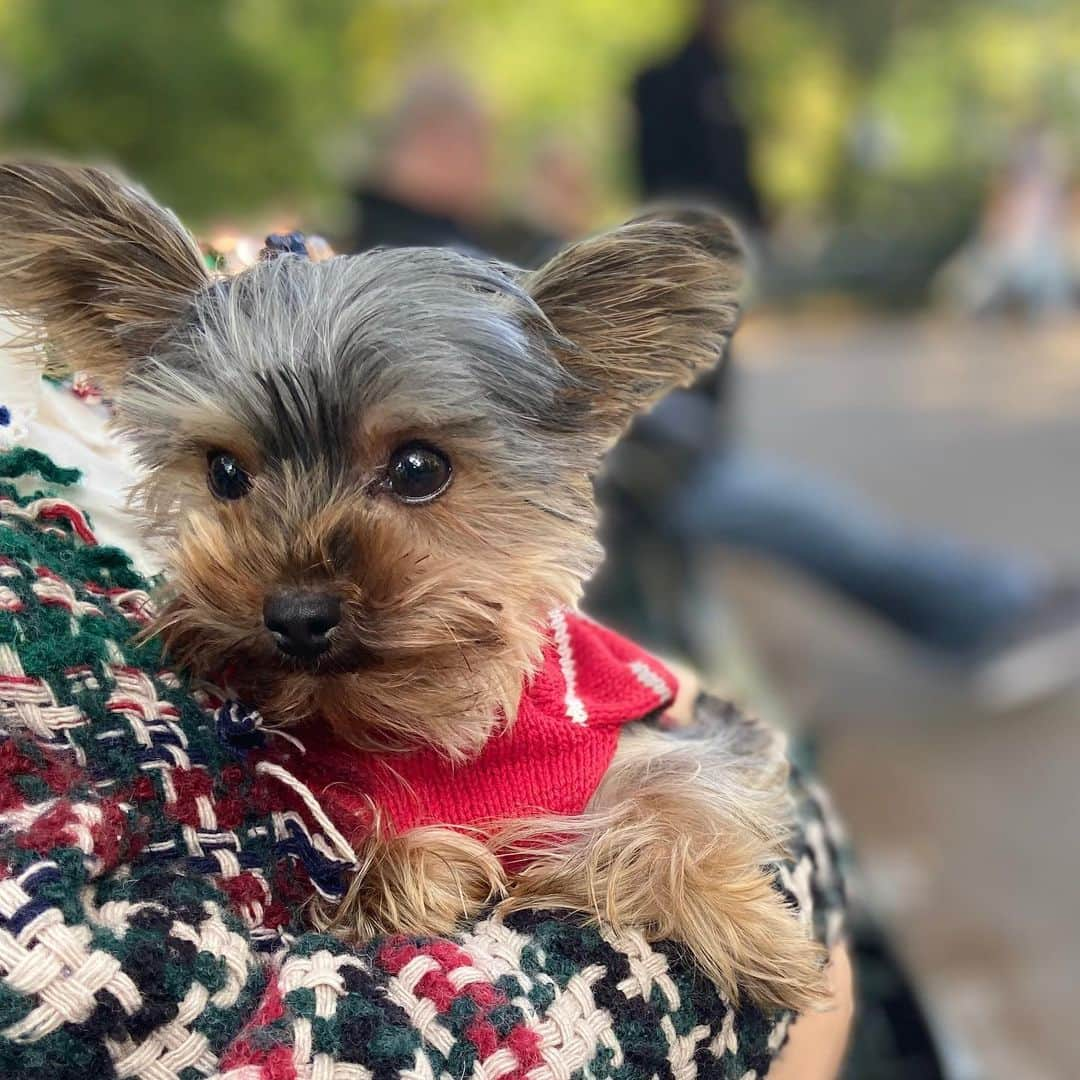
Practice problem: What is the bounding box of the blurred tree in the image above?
[0,0,356,223]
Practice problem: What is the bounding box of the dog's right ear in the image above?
[0,161,210,388]
[526,207,743,448]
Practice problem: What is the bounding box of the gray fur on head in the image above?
[119,249,575,490]
[0,161,743,487]
[0,160,744,573]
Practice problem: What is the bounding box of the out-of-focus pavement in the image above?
[717,313,1080,1079]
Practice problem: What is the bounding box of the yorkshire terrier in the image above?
[0,161,826,1012]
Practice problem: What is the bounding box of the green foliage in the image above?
[0,0,355,222]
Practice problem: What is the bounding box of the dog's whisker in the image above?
[523,497,577,523]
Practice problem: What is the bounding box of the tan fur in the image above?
[142,452,584,758]
[311,709,827,1014]
[0,160,209,386]
[310,824,507,940]
[496,721,827,1012]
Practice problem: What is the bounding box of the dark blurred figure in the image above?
[632,0,763,229]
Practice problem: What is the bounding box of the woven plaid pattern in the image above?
[0,448,845,1080]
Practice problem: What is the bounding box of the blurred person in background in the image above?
[347,39,1080,712]
[938,125,1077,317]
[350,69,558,266]
[479,135,593,266]
[351,69,495,253]
[632,0,764,230]
[520,136,597,248]
[589,1,1080,710]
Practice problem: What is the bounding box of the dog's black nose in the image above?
[263,591,341,659]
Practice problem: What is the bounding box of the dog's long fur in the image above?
[0,160,826,1012]
[500,704,824,1010]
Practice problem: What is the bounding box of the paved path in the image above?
[724,312,1080,1078]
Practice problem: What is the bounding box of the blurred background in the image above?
[1,1,1078,1075]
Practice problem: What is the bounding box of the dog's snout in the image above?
[263,590,341,659]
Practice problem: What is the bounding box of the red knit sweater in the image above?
[290,609,677,840]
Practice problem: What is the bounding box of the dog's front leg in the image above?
[311,826,507,941]
[499,722,828,1012]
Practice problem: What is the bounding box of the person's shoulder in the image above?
[633,38,693,90]
[644,37,713,79]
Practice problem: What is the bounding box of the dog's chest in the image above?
[288,610,677,835]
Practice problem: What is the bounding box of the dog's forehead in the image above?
[175,249,565,465]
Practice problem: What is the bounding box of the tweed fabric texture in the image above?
[0,448,846,1080]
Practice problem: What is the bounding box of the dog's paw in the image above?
[498,722,830,1013]
[694,869,830,1013]
[311,826,507,941]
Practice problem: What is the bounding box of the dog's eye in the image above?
[207,451,253,501]
[385,443,451,503]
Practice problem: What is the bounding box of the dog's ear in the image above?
[0,161,210,388]
[527,208,743,441]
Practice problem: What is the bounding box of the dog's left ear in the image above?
[527,208,743,442]
[0,160,210,388]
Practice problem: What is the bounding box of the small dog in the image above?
[0,162,825,1011]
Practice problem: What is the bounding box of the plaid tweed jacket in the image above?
[0,446,846,1080]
